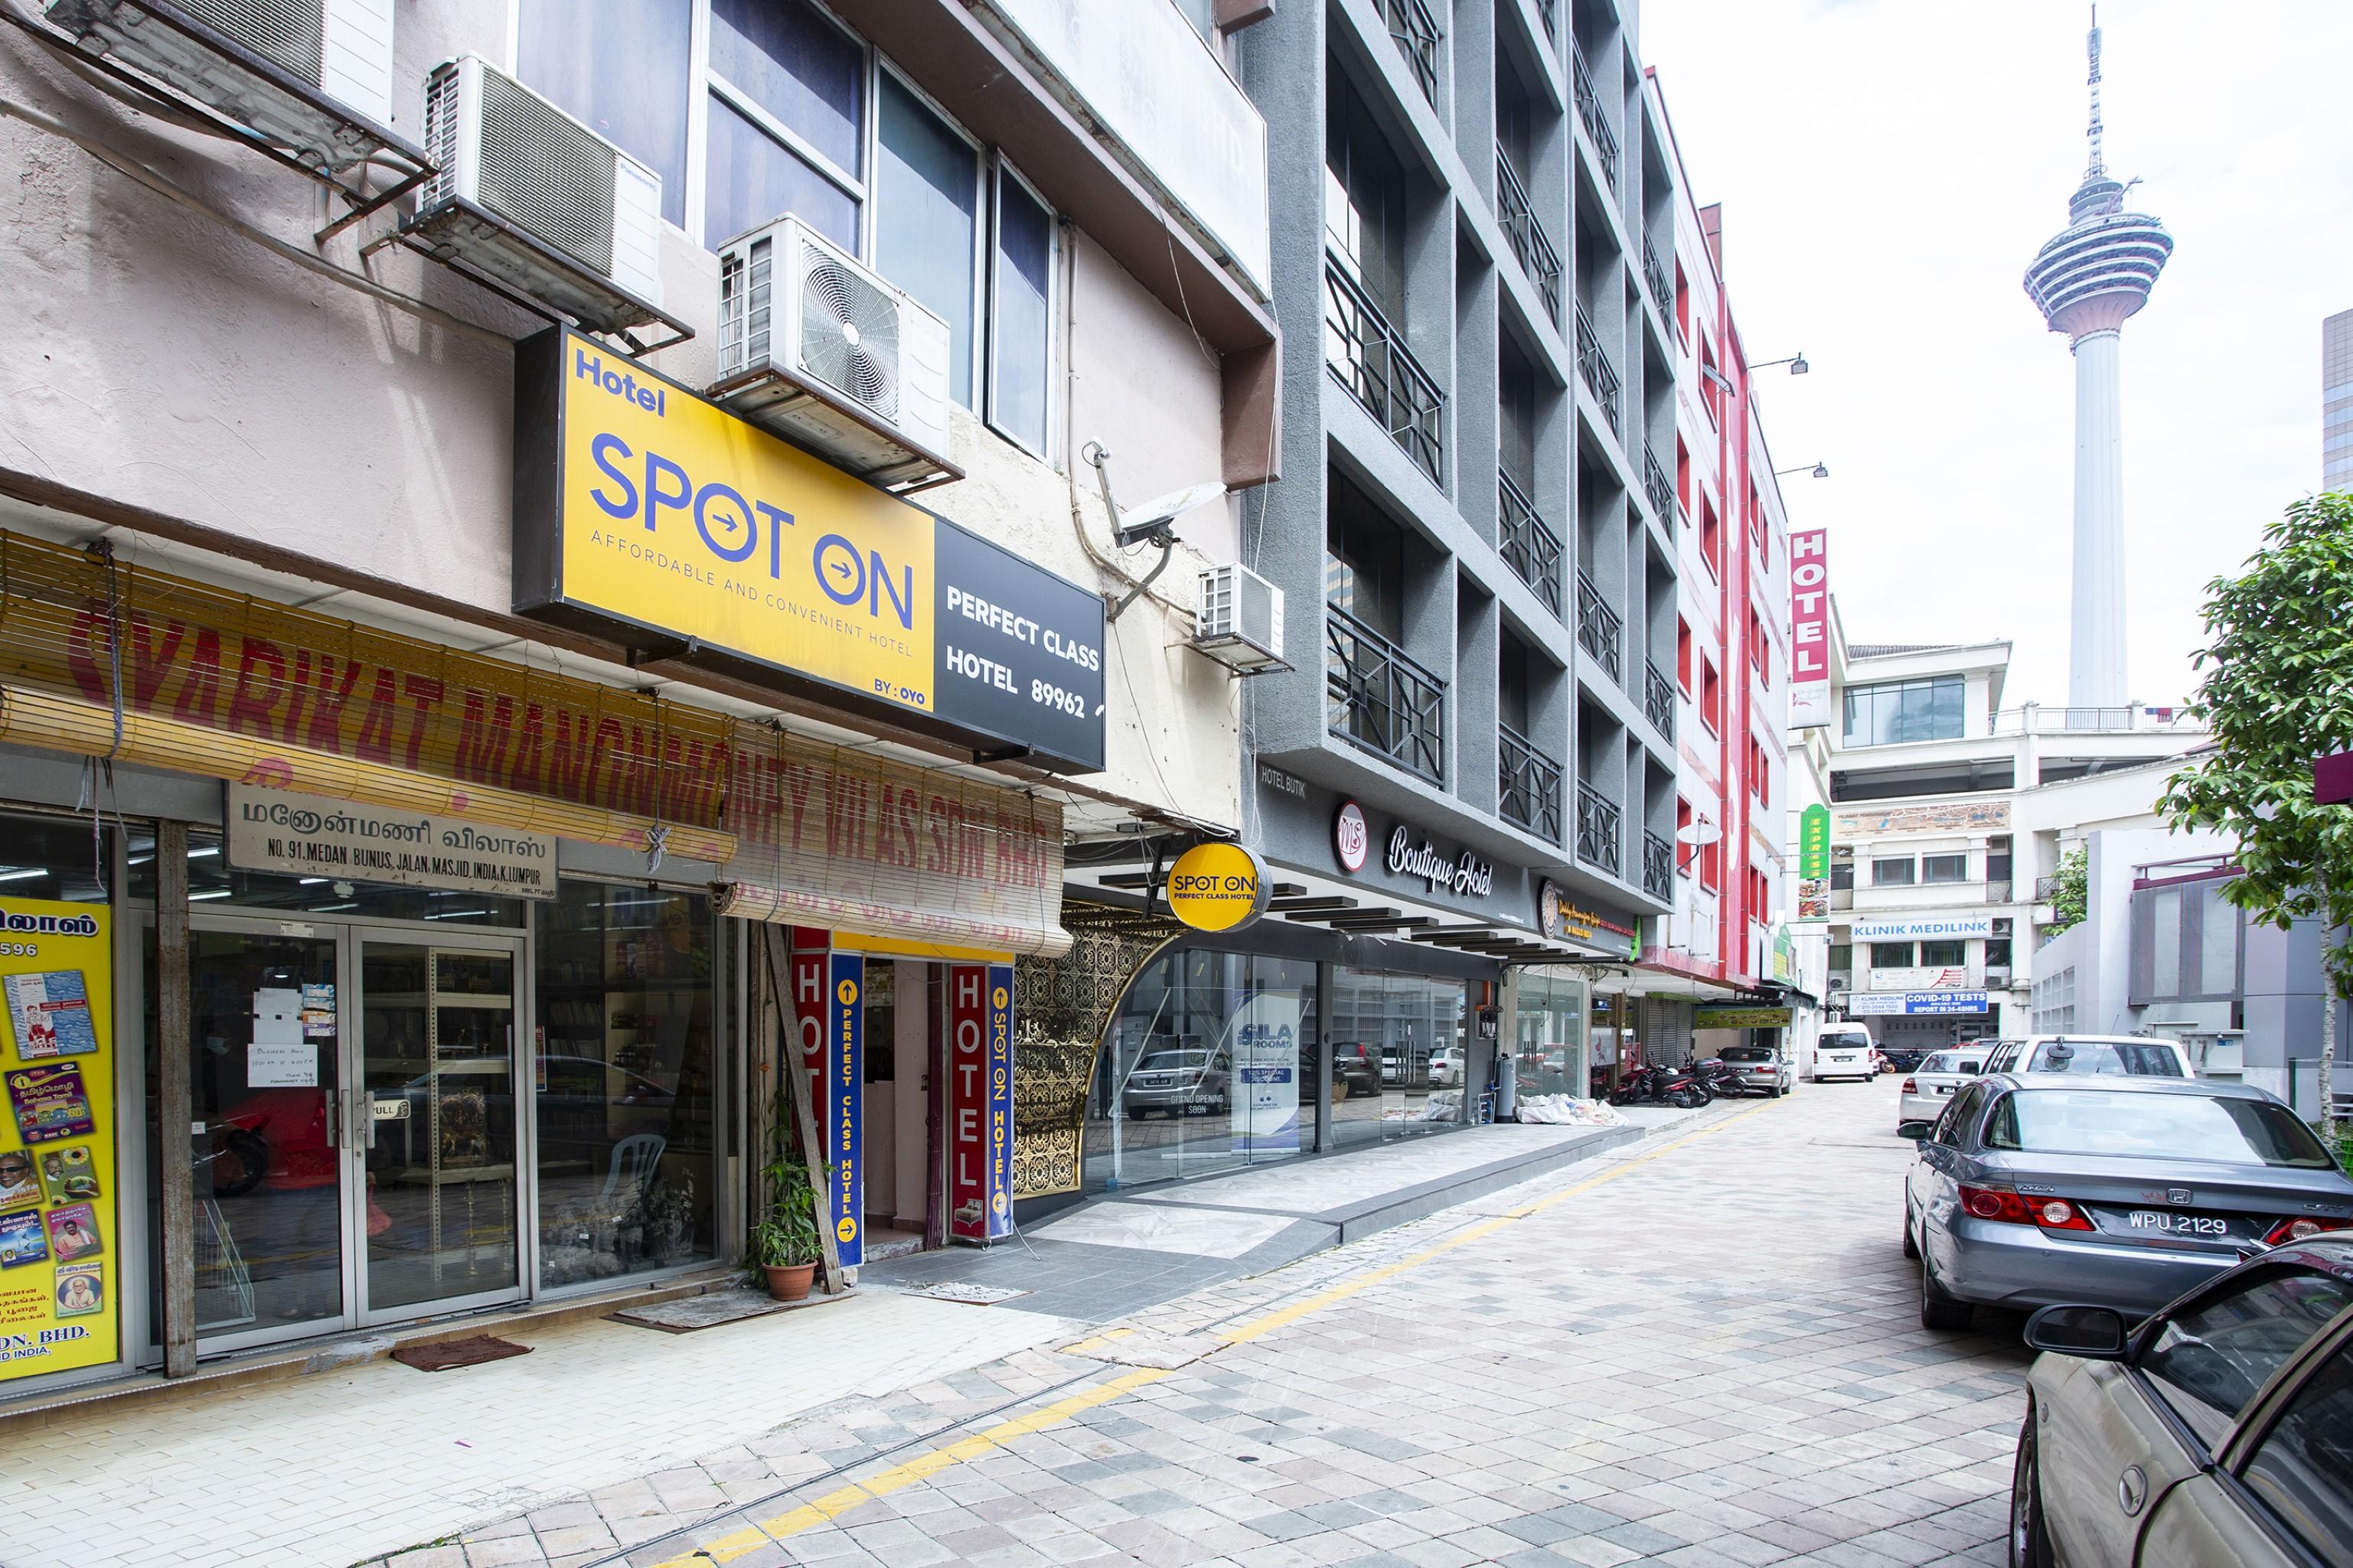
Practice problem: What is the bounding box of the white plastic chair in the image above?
[598,1133,666,1209]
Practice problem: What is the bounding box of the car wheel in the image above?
[1921,1254,1973,1332]
[2009,1410,2054,1568]
[1902,1201,1920,1260]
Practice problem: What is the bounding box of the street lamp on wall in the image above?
[1751,353,1810,375]
[1774,462,1830,479]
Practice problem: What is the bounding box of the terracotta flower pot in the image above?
[763,1262,818,1302]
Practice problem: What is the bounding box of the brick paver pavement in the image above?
[374,1078,2028,1568]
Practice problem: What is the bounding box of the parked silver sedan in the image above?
[1898,1048,1987,1130]
[2007,1235,2353,1566]
[1902,1075,2353,1330]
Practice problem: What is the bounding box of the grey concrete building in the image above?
[2325,307,2353,490]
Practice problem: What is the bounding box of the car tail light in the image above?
[1901,1078,1917,1094]
[1959,1184,2094,1231]
[2265,1215,2353,1245]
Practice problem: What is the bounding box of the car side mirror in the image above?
[1896,1120,1932,1141]
[2023,1304,2129,1359]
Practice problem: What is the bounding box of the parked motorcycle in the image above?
[1607,1062,1712,1109]
[1687,1058,1744,1098]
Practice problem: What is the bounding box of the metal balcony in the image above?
[1499,722,1564,843]
[1327,602,1447,782]
[1382,0,1443,106]
[1576,569,1622,683]
[1495,150,1562,325]
[1643,447,1673,520]
[1570,37,1618,190]
[1643,661,1675,738]
[1497,471,1563,615]
[1642,829,1673,900]
[1642,237,1673,311]
[1535,0,1558,44]
[1327,253,1445,486]
[1576,782,1620,875]
[1575,303,1620,436]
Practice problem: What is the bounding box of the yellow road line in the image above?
[651,1099,1776,1564]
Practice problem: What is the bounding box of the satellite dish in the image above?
[1676,820,1722,846]
[1118,481,1229,543]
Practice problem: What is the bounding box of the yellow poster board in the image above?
[0,898,116,1383]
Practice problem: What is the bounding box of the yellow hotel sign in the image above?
[516,328,936,718]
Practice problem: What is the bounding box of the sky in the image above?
[1641,0,2353,709]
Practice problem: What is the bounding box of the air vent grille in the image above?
[795,239,899,420]
[174,0,323,86]
[475,66,615,276]
[419,60,459,210]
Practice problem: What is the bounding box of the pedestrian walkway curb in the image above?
[1313,1120,1647,1243]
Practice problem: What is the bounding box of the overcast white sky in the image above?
[1640,0,2353,709]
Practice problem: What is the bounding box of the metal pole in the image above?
[156,820,194,1379]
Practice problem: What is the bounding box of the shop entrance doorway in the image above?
[159,915,526,1356]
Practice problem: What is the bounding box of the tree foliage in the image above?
[2159,493,2353,996]
[2047,847,2087,934]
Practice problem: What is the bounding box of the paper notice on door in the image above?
[253,989,302,1047]
[300,983,336,1038]
[247,1040,316,1087]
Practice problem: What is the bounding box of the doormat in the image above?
[902,1281,1030,1306]
[610,1287,852,1334]
[391,1335,532,1372]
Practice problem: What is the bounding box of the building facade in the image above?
[1808,624,2206,1056]
[0,0,1275,1399]
[2325,307,2353,491]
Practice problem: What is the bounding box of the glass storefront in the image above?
[533,882,719,1289]
[1328,967,1468,1149]
[1085,950,1317,1189]
[1510,970,1588,1100]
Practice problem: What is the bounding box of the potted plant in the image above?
[751,1151,824,1301]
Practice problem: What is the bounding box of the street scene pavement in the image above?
[375,1079,2030,1568]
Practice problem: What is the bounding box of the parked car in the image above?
[1903,1074,2353,1331]
[1881,1043,1933,1073]
[1330,1041,1382,1099]
[1121,1047,1230,1119]
[2008,1234,2353,1567]
[1814,1026,1877,1083]
[1898,1048,1989,1131]
[1429,1045,1465,1088]
[1978,1033,2195,1079]
[1717,1043,1793,1097]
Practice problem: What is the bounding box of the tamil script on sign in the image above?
[227,785,556,900]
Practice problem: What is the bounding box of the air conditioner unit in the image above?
[710,217,959,493]
[1193,563,1288,674]
[403,56,667,337]
[46,0,400,168]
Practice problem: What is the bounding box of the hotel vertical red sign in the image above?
[1789,527,1831,729]
[948,963,1013,1243]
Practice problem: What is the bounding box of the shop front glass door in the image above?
[177,927,347,1345]
[357,941,521,1319]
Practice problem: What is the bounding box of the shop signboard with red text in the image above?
[948,964,1013,1244]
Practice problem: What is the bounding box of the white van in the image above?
[1813,1025,1877,1083]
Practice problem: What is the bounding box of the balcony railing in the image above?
[1382,0,1442,106]
[1535,0,1558,44]
[1576,569,1622,683]
[1570,37,1617,190]
[1497,471,1563,615]
[1642,237,1673,311]
[1499,722,1564,843]
[1494,150,1562,324]
[1575,302,1620,436]
[1327,601,1447,782]
[1326,253,1445,486]
[1643,661,1675,738]
[1642,829,1673,900]
[1576,782,1620,875]
[1643,446,1673,519]
[1989,704,2203,735]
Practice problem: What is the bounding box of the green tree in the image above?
[2047,847,2087,934]
[2160,493,2353,1136]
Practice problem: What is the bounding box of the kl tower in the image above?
[2022,7,2172,712]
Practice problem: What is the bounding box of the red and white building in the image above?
[1637,76,1795,1024]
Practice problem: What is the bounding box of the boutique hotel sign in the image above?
[514,328,1106,772]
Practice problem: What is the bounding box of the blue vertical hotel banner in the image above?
[984,964,1015,1241]
[828,953,864,1266]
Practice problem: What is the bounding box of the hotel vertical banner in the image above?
[1790,527,1831,729]
[1797,803,1832,921]
[948,964,1013,1244]
[0,900,117,1384]
[826,953,865,1266]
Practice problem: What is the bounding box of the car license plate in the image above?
[2124,1210,2231,1237]
[1937,1085,1955,1095]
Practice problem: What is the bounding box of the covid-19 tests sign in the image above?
[514,328,1105,771]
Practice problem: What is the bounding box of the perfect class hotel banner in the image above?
[0,898,117,1384]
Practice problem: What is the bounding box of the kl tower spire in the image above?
[2023,6,2172,713]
